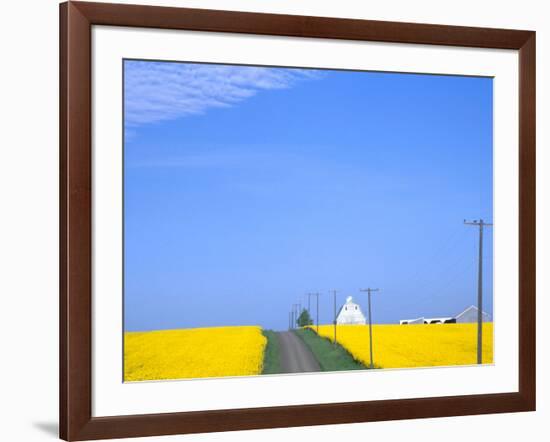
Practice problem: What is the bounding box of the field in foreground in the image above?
[124,326,266,381]
[310,323,493,369]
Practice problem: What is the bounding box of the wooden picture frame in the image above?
[60,1,536,440]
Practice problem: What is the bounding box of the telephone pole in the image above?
[331,290,338,344]
[360,288,380,368]
[309,293,321,333]
[464,219,493,364]
[307,293,313,317]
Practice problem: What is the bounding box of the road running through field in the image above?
[276,331,322,373]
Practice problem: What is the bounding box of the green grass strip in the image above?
[262,329,282,374]
[294,328,368,371]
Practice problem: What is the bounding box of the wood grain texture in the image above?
[59,4,68,439]
[60,2,93,440]
[74,1,532,49]
[518,34,536,409]
[59,1,536,440]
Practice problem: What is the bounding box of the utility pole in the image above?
[331,290,338,344]
[307,293,313,317]
[360,288,380,368]
[464,219,493,364]
[307,293,315,326]
[309,293,321,333]
[292,304,299,329]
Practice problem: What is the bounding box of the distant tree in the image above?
[297,309,313,327]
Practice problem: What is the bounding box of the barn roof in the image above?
[455,305,490,319]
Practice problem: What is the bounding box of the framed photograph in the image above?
[60,1,536,440]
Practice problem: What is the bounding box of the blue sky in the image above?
[124,60,493,332]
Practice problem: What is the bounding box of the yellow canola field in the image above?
[124,326,266,381]
[311,323,493,369]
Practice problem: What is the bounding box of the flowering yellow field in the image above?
[124,326,266,381]
[310,323,493,369]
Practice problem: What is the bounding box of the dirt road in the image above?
[276,331,321,373]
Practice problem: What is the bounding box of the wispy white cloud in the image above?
[127,149,303,170]
[124,61,320,126]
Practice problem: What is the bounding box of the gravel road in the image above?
[276,331,321,373]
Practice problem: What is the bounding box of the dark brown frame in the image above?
[60,1,536,440]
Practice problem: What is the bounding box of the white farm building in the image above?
[400,305,491,325]
[336,296,366,325]
[455,305,491,323]
[400,316,455,325]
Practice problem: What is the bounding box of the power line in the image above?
[359,288,380,368]
[400,251,476,308]
[396,228,464,293]
[464,219,493,364]
[400,239,475,305]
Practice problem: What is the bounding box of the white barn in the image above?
[336,296,366,325]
